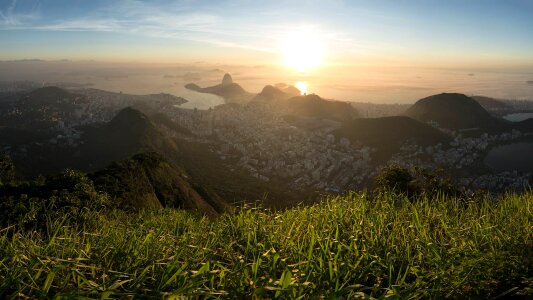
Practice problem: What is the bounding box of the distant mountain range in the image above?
[186,74,360,123]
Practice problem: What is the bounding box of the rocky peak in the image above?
[221,73,233,86]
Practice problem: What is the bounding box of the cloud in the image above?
[0,0,21,25]
[0,0,18,25]
[0,0,381,56]
[36,19,123,31]
[0,0,40,26]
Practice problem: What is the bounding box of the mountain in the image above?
[185,73,254,104]
[335,116,450,161]
[25,86,80,104]
[0,152,226,218]
[281,94,360,122]
[274,83,301,96]
[77,107,179,171]
[221,73,233,86]
[405,93,506,131]
[91,152,225,215]
[252,85,293,102]
[252,82,303,102]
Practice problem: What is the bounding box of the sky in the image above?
[1,0,533,70]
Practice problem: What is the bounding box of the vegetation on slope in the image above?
[0,152,227,228]
[91,152,224,215]
[0,192,531,298]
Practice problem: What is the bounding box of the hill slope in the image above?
[91,152,223,215]
[78,107,179,171]
[2,192,530,298]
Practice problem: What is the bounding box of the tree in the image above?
[374,165,460,198]
[374,165,414,194]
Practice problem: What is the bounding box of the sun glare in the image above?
[281,29,323,73]
[296,81,308,95]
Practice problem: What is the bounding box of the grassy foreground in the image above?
[0,192,532,299]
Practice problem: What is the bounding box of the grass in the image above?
[0,192,532,299]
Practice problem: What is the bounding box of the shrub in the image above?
[0,169,109,229]
[375,165,460,199]
[0,155,15,185]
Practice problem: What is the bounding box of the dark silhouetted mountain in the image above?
[282,94,360,122]
[335,116,450,161]
[78,107,179,171]
[184,83,201,90]
[27,86,77,103]
[252,85,293,102]
[405,93,506,131]
[185,73,253,104]
[274,83,301,96]
[221,73,233,86]
[252,83,303,102]
[91,152,224,215]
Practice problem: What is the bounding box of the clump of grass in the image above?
[0,192,531,298]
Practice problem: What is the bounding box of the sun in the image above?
[295,81,308,95]
[280,28,323,73]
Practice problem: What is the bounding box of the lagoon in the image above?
[503,113,533,122]
[484,142,533,172]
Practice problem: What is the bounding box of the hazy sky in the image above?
[1,0,533,70]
